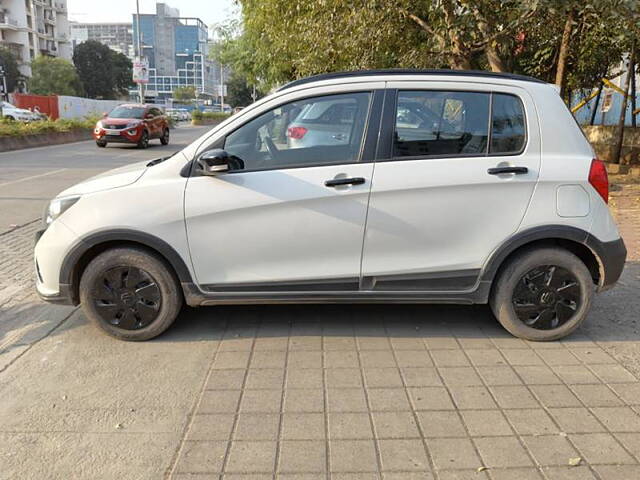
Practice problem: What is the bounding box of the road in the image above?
[0,131,639,478]
[0,124,210,233]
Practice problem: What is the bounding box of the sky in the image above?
[66,0,238,28]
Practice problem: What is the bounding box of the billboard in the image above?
[133,57,149,84]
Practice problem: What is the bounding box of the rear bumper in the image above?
[589,236,627,291]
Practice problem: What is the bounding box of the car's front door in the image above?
[184,88,381,291]
[361,83,541,291]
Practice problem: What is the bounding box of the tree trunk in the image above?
[613,43,635,165]
[486,41,508,72]
[555,9,575,97]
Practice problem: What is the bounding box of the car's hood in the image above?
[103,117,140,125]
[57,160,149,197]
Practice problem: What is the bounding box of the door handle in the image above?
[325,177,366,187]
[487,166,528,175]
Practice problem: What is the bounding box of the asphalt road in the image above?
[0,124,210,234]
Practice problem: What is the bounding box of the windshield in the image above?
[109,106,146,119]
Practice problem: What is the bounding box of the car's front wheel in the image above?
[137,130,149,149]
[490,247,594,341]
[160,128,170,145]
[96,140,107,148]
[79,247,182,341]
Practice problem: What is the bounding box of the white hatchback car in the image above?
[35,70,626,341]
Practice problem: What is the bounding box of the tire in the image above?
[160,128,170,145]
[4,116,15,121]
[79,247,183,341]
[96,140,107,148]
[490,247,594,341]
[137,130,149,149]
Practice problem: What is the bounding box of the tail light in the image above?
[588,158,609,204]
[287,126,308,140]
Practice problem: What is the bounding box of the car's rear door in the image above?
[184,85,384,291]
[361,82,541,291]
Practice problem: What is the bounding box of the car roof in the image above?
[277,69,547,92]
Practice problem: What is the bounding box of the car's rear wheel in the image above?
[490,247,594,341]
[79,247,182,341]
[160,128,170,145]
[137,130,149,149]
[96,140,107,148]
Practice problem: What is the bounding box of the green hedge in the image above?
[191,110,230,121]
[0,115,100,137]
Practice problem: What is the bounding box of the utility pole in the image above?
[136,0,145,104]
[613,43,635,165]
[220,63,224,111]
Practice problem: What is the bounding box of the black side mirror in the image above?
[197,149,244,175]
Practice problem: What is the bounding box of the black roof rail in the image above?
[277,69,547,91]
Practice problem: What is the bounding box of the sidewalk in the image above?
[0,185,638,479]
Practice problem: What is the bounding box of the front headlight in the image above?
[43,196,81,228]
[126,121,141,129]
[96,120,103,129]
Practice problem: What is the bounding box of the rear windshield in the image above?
[109,106,145,119]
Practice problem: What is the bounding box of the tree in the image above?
[226,73,260,107]
[73,40,133,99]
[29,57,82,96]
[0,48,22,93]
[172,86,197,104]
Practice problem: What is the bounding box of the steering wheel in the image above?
[264,135,279,159]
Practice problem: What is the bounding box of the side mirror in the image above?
[145,113,154,119]
[197,149,232,175]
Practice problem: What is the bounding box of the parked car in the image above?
[1,101,41,122]
[93,104,170,148]
[36,70,626,342]
[165,108,182,122]
[178,108,191,121]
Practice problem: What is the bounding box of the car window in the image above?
[393,91,490,158]
[223,92,371,172]
[490,94,526,154]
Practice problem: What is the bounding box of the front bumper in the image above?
[34,221,80,306]
[93,127,143,144]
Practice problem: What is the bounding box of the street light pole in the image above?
[220,63,224,111]
[136,0,145,103]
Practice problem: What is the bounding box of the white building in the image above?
[70,22,135,59]
[0,0,72,79]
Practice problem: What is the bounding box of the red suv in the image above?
[93,104,170,148]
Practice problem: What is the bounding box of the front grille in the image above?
[105,124,126,130]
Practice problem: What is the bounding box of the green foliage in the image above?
[222,0,638,94]
[173,86,197,103]
[73,41,133,99]
[226,73,261,107]
[191,110,231,124]
[29,57,82,96]
[0,48,22,92]
[0,115,98,137]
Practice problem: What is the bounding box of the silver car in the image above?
[286,96,361,149]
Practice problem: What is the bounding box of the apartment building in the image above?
[132,2,217,100]
[0,0,72,78]
[70,22,134,58]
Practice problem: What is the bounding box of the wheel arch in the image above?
[481,226,602,298]
[60,229,193,305]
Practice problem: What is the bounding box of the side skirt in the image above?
[181,281,492,307]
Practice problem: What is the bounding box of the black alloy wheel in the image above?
[138,130,149,148]
[512,265,581,330]
[161,128,170,145]
[92,266,161,330]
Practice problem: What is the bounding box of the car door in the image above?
[361,83,541,291]
[184,87,383,291]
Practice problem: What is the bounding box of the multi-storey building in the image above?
[0,0,72,78]
[70,22,134,58]
[132,3,216,100]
